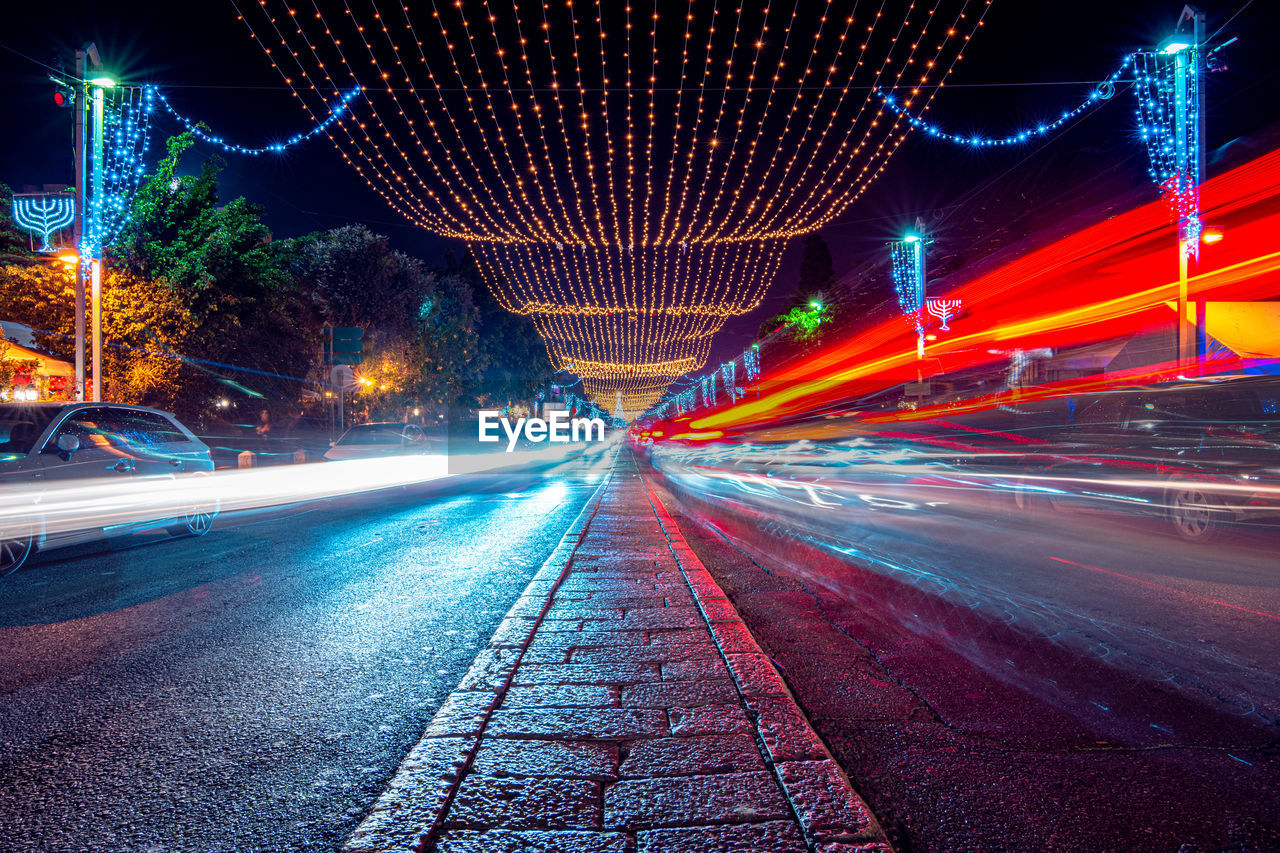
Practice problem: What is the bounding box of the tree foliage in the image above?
[1,134,554,426]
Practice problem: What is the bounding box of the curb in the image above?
[342,455,617,853]
[641,474,894,853]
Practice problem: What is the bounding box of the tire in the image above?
[168,477,220,538]
[1167,482,1224,543]
[0,524,34,577]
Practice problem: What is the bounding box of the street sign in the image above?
[323,326,364,366]
[330,365,358,391]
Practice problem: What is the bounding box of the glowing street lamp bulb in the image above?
[56,250,79,267]
[809,301,823,310]
[1158,35,1194,55]
[902,233,922,243]
[1201,227,1224,244]
[88,75,117,89]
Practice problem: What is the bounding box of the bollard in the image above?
[237,450,258,469]
[293,448,309,465]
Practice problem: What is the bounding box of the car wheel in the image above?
[0,524,35,577]
[1168,483,1223,542]
[168,478,220,538]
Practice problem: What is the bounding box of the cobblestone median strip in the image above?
[641,474,893,853]
[344,451,892,853]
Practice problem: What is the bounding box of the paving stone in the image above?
[777,760,877,840]
[435,829,632,853]
[573,643,716,666]
[724,653,790,698]
[448,777,600,830]
[578,594,669,608]
[661,655,734,681]
[354,736,469,848]
[668,704,754,737]
[707,621,762,654]
[423,691,495,737]
[636,821,807,853]
[606,608,706,631]
[645,629,712,646]
[815,844,894,853]
[459,648,524,691]
[534,619,586,632]
[519,647,573,665]
[747,697,828,762]
[501,684,615,708]
[506,595,552,617]
[619,735,765,777]
[545,605,626,620]
[487,617,541,649]
[698,598,742,622]
[604,772,789,829]
[528,630,650,651]
[487,708,669,739]
[472,739,619,780]
[620,680,738,708]
[512,663,662,685]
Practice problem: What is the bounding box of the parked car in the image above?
[0,402,218,576]
[322,422,445,461]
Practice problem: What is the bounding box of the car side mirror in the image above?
[329,440,336,447]
[56,434,80,456]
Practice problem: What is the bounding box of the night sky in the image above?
[2,0,1275,369]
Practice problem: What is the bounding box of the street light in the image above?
[1158,34,1194,55]
[87,75,116,89]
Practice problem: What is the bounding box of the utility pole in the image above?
[91,81,105,401]
[72,47,88,402]
[1167,6,1206,368]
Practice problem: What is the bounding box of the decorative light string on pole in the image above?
[874,54,1137,148]
[148,86,362,156]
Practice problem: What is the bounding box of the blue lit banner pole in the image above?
[890,234,930,374]
[877,16,1213,367]
[90,81,104,401]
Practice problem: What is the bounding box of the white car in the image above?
[322,422,444,461]
[0,402,218,576]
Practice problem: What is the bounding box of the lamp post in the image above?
[1158,6,1206,369]
[87,75,113,402]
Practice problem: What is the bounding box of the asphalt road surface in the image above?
[0,458,606,852]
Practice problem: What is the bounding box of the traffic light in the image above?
[323,326,364,366]
[53,82,74,108]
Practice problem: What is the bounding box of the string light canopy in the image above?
[233,0,992,410]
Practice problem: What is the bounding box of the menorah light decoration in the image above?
[12,194,75,252]
[236,0,994,411]
[926,298,962,331]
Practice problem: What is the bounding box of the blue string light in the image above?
[743,345,760,382]
[890,239,926,329]
[148,85,361,156]
[1133,49,1202,251]
[874,54,1136,148]
[83,85,155,259]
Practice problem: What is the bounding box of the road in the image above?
[0,457,607,853]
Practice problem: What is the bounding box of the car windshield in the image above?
[336,424,407,446]
[0,405,60,454]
